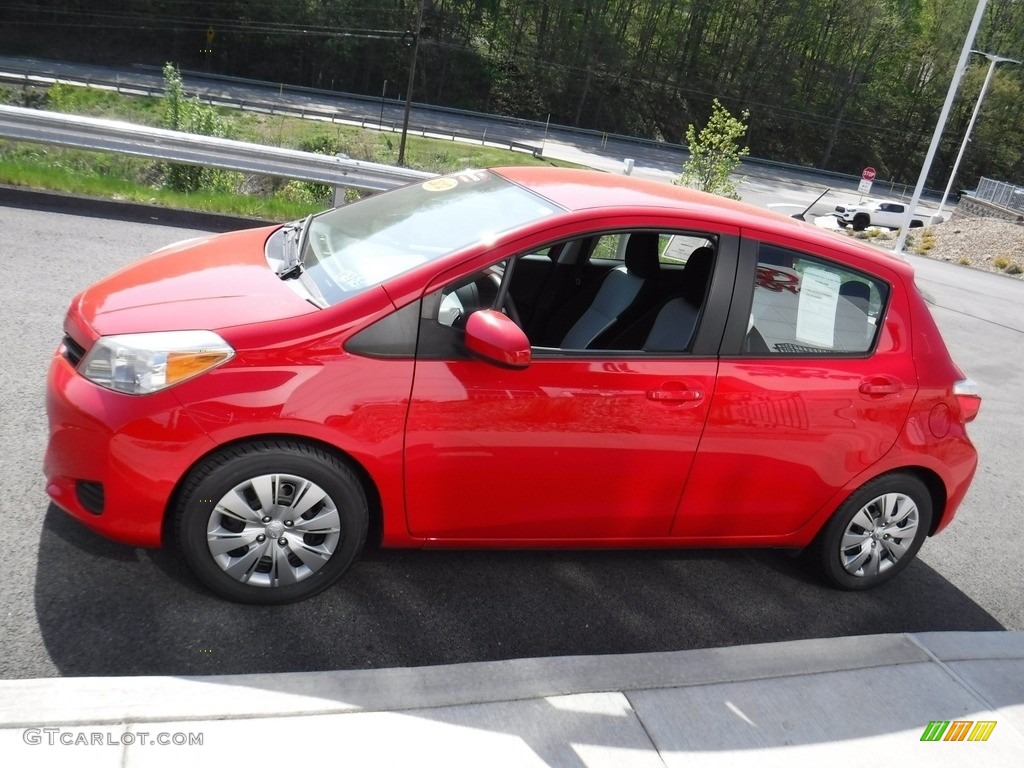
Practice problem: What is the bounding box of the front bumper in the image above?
[43,350,217,547]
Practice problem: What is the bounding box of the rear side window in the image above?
[743,244,888,355]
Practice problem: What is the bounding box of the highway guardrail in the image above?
[0,104,434,192]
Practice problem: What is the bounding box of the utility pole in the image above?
[893,0,988,255]
[937,51,1021,216]
[397,0,426,166]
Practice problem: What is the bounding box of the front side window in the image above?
[415,231,719,360]
[543,231,717,353]
[744,244,888,355]
[296,171,561,306]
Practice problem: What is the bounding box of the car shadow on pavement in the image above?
[34,502,1004,679]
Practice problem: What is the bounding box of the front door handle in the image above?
[859,376,903,396]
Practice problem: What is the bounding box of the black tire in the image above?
[807,472,932,591]
[175,440,368,605]
[852,214,870,232]
[910,220,924,228]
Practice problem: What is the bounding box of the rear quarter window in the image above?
[743,244,889,356]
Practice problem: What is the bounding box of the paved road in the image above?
[0,189,1019,682]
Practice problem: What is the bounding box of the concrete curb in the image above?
[0,184,270,231]
[2,632,1021,728]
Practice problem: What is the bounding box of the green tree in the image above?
[677,99,750,200]
[160,63,234,193]
[5,1,1024,185]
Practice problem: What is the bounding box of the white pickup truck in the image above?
[834,200,941,231]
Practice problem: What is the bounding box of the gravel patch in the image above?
[843,213,1024,279]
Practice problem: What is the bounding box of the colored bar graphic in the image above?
[919,720,996,742]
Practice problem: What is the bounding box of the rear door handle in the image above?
[647,386,704,403]
[859,376,903,396]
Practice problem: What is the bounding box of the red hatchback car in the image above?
[45,167,980,603]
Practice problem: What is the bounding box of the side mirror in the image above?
[465,310,531,369]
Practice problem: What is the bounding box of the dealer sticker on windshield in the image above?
[422,178,459,192]
[422,171,491,192]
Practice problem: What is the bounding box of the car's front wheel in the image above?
[808,473,932,590]
[175,440,368,604]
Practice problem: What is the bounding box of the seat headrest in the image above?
[839,280,870,301]
[680,246,714,306]
[624,233,661,279]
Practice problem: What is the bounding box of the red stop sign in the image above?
[862,167,876,181]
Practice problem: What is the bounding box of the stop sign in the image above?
[862,167,877,181]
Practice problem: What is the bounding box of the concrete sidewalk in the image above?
[2,632,1021,766]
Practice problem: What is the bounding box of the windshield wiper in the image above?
[277,214,313,280]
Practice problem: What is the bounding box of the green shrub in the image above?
[0,85,46,108]
[676,98,749,200]
[289,134,346,206]
[160,63,235,193]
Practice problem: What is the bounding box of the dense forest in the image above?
[3,1,1023,185]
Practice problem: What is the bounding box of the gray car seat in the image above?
[560,232,661,349]
[633,246,716,352]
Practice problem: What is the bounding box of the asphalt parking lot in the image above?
[1,188,1020,681]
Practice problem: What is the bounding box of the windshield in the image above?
[296,170,562,306]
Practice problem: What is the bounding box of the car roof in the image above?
[492,166,915,281]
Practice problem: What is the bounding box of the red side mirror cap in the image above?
[465,310,531,369]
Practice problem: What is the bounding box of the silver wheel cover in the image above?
[839,492,920,578]
[206,473,342,588]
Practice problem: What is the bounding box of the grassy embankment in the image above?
[0,83,566,220]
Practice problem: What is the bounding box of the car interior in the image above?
[431,230,719,356]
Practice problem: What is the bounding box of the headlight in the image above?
[78,330,234,395]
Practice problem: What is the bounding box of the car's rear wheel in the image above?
[175,440,368,604]
[808,473,932,590]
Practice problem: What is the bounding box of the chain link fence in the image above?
[975,177,1024,214]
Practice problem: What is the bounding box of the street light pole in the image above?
[893,0,989,256]
[397,0,425,166]
[937,51,1022,216]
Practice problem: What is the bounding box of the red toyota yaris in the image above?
[45,167,980,603]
